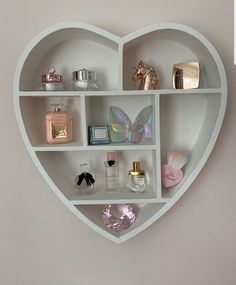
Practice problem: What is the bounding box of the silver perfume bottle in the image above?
[73,68,99,91]
[127,161,147,193]
[75,163,95,193]
[104,152,119,191]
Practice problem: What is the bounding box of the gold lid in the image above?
[128,161,145,175]
[54,106,61,112]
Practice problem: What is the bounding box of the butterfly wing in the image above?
[110,106,131,143]
[129,105,152,143]
[110,123,129,143]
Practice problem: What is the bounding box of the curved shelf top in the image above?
[122,22,227,91]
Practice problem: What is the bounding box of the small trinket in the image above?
[40,67,64,91]
[88,126,110,145]
[109,105,152,143]
[172,61,200,89]
[132,60,158,90]
[102,204,136,231]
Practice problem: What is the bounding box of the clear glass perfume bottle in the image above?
[127,161,147,193]
[75,163,95,193]
[45,101,72,144]
[40,67,64,91]
[104,152,119,191]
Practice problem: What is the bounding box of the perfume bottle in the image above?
[40,67,64,91]
[104,152,119,191]
[45,102,72,144]
[75,163,95,192]
[127,161,147,193]
[73,69,99,91]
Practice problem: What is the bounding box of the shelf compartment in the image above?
[75,203,166,242]
[36,149,161,204]
[84,93,157,146]
[123,26,221,90]
[160,92,222,199]
[19,96,82,146]
[19,25,119,92]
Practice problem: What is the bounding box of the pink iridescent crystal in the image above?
[102,204,136,231]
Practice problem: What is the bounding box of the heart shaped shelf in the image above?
[13,22,227,243]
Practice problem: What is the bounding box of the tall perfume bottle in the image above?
[75,163,95,193]
[104,152,119,191]
[127,161,147,193]
[45,102,72,144]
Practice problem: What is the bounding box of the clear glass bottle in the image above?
[75,163,95,193]
[40,67,64,91]
[127,161,147,193]
[45,102,72,144]
[104,152,119,191]
[72,68,99,91]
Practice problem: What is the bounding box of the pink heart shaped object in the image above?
[161,164,183,188]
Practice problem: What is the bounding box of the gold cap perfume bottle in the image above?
[127,161,147,193]
[45,102,72,144]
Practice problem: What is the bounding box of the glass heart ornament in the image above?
[102,204,136,231]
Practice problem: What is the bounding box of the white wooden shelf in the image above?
[18,88,222,97]
[70,185,158,205]
[13,22,227,243]
[33,143,158,152]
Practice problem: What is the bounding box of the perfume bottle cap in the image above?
[41,67,63,83]
[79,162,89,172]
[49,103,62,112]
[73,68,96,81]
[54,106,61,112]
[107,151,116,161]
[129,161,145,175]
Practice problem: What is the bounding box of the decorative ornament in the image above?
[109,105,152,143]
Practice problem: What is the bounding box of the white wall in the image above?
[1,0,236,284]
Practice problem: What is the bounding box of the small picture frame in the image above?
[88,125,110,145]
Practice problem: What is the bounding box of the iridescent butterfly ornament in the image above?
[109,105,152,143]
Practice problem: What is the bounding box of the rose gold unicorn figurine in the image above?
[132,60,158,90]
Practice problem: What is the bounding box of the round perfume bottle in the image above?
[75,163,95,193]
[40,67,64,91]
[127,161,147,193]
[72,68,99,91]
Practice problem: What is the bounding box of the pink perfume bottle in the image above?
[45,103,72,144]
[40,67,64,91]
